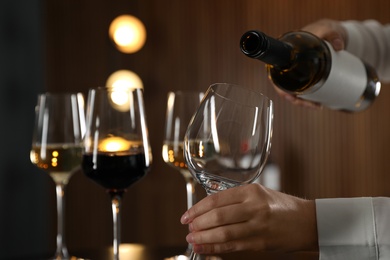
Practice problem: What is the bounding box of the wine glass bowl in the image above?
[82,137,148,193]
[30,92,85,259]
[185,83,273,194]
[184,83,273,260]
[162,91,204,200]
[82,87,151,260]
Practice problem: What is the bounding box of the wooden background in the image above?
[6,0,390,258]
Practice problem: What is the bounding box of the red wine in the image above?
[82,152,150,192]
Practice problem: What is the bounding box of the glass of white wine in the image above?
[184,83,273,259]
[30,92,85,259]
[162,90,203,256]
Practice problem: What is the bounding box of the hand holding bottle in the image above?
[301,19,347,51]
[241,19,380,112]
[276,19,347,109]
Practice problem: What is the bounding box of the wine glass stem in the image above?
[189,250,207,260]
[55,183,69,259]
[183,173,197,210]
[188,191,214,260]
[111,193,122,260]
[181,171,197,255]
[189,250,197,260]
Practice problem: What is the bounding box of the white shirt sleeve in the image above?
[316,197,390,260]
[342,20,390,82]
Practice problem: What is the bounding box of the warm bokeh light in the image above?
[119,244,146,259]
[98,136,131,152]
[106,70,143,112]
[109,15,146,53]
[106,69,143,91]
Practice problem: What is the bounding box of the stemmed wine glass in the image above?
[162,90,203,256]
[81,87,152,260]
[30,92,86,259]
[184,83,273,259]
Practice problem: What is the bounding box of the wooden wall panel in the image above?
[43,0,390,255]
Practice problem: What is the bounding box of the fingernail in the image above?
[284,94,296,102]
[186,233,194,243]
[331,38,344,51]
[181,212,189,224]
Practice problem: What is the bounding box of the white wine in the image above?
[30,144,83,184]
[240,30,381,111]
[162,142,187,170]
[162,142,194,179]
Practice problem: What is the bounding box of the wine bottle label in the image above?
[298,42,367,110]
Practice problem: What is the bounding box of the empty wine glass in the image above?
[184,83,273,259]
[82,87,152,260]
[162,90,203,256]
[30,92,85,259]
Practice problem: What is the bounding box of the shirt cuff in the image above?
[315,197,378,259]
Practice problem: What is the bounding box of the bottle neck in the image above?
[240,30,293,69]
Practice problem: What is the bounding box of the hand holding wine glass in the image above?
[30,92,85,259]
[184,83,273,259]
[82,87,152,260]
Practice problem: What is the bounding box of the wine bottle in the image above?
[240,30,381,112]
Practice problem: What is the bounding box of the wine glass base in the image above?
[164,255,222,260]
[164,255,190,260]
[49,256,88,260]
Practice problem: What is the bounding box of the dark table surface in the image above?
[73,244,319,260]
[11,244,319,260]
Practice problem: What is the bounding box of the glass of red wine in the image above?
[82,87,152,260]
